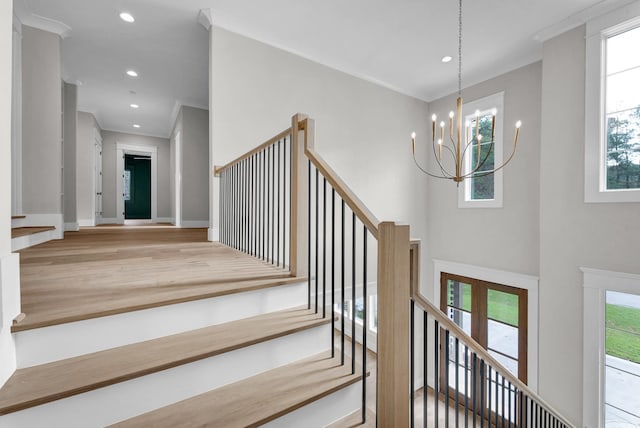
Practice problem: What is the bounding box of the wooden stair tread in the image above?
[0,307,329,416]
[11,226,55,239]
[12,275,304,332]
[109,352,362,428]
[11,215,26,220]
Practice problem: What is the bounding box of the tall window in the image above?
[458,92,504,208]
[604,26,640,190]
[585,10,640,203]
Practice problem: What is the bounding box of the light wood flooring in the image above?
[14,227,295,331]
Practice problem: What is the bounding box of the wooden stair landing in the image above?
[110,352,362,428]
[0,308,328,416]
[14,228,300,331]
[11,226,55,239]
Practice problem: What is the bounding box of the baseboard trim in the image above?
[0,253,20,388]
[64,222,80,232]
[78,219,95,227]
[181,221,209,228]
[20,214,63,239]
[99,218,119,225]
[208,227,219,242]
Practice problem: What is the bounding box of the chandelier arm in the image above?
[412,152,455,180]
[475,136,519,176]
[461,142,494,178]
[431,137,457,177]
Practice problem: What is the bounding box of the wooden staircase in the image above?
[11,215,57,251]
[0,228,363,427]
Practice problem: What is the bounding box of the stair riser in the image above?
[263,381,362,428]
[11,230,54,252]
[15,281,306,368]
[1,324,330,428]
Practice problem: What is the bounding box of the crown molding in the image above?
[198,8,213,30]
[533,0,638,42]
[14,0,71,38]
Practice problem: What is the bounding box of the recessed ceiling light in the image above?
[130,103,139,109]
[133,124,141,128]
[126,70,138,77]
[119,12,135,23]
[441,56,453,63]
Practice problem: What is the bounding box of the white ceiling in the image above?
[15,0,633,138]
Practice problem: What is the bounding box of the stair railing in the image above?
[216,114,574,427]
[408,242,576,428]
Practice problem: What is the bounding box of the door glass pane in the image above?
[487,289,519,378]
[446,280,473,392]
[605,290,640,426]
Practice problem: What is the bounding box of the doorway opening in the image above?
[124,154,151,220]
[116,143,157,224]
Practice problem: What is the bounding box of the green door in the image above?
[124,155,151,219]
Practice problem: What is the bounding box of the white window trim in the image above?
[433,259,539,391]
[585,3,640,203]
[458,92,505,208]
[581,267,640,428]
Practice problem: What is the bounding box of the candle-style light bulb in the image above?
[448,111,454,135]
[491,108,497,140]
[475,110,480,139]
[437,138,442,160]
[431,115,437,141]
[440,121,445,142]
[515,120,522,128]
[411,132,416,155]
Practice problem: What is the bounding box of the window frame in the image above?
[458,92,505,208]
[585,7,640,203]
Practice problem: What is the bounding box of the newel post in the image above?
[289,113,309,277]
[377,221,411,427]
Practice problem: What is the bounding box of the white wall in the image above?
[181,106,209,225]
[63,82,77,228]
[21,26,62,216]
[210,25,430,255]
[101,131,171,220]
[76,111,101,225]
[1,0,20,389]
[539,25,640,425]
[426,62,543,287]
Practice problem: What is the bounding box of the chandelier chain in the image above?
[458,0,462,96]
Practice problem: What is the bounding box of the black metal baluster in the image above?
[410,300,415,428]
[423,311,428,428]
[501,374,506,428]
[351,212,356,375]
[261,150,265,259]
[488,366,492,428]
[445,330,450,428]
[307,159,311,310]
[283,136,287,268]
[341,199,345,365]
[465,345,469,428]
[361,225,367,424]
[276,140,280,266]
[455,337,460,428]
[480,360,485,428]
[322,178,327,318]
[472,354,477,428]
[271,144,275,263]
[250,155,254,256]
[315,168,319,314]
[331,188,335,358]
[434,320,439,428]
[288,136,292,267]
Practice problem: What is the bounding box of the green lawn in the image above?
[606,303,640,364]
[447,282,519,327]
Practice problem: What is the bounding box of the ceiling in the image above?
[15,0,632,138]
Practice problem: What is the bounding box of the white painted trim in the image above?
[155,217,174,224]
[581,267,640,428]
[174,130,182,227]
[64,222,79,232]
[181,221,210,228]
[533,0,637,42]
[11,16,22,216]
[457,92,505,209]
[116,143,158,223]
[12,229,55,251]
[197,8,213,30]
[19,13,71,38]
[0,253,20,388]
[99,218,118,225]
[78,219,95,227]
[20,214,64,239]
[585,2,640,203]
[433,259,539,391]
[208,227,219,242]
[93,130,103,225]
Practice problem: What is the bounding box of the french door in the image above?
[440,272,528,420]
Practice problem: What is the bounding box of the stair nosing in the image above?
[0,307,329,416]
[11,275,307,332]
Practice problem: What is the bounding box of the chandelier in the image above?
[411,0,521,185]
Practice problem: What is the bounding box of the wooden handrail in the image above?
[299,118,380,239]
[214,128,292,176]
[408,244,575,428]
